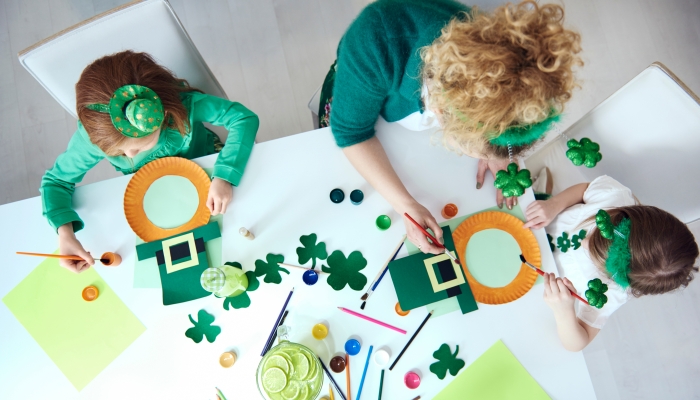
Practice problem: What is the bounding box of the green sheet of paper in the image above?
[3,256,146,391]
[466,229,522,287]
[433,340,551,400]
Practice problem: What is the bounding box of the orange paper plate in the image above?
[453,211,540,305]
[124,157,210,242]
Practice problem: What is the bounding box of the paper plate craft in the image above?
[388,226,478,314]
[124,157,211,242]
[430,343,465,380]
[136,221,221,305]
[255,254,289,284]
[566,137,602,168]
[453,212,539,305]
[322,250,368,291]
[296,233,328,270]
[220,262,260,310]
[185,309,221,343]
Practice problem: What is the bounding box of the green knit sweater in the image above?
[330,0,470,147]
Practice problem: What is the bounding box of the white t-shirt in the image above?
[396,84,440,131]
[545,176,637,329]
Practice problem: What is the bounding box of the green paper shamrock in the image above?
[494,162,533,198]
[429,344,465,380]
[566,138,602,168]
[596,209,614,240]
[296,233,328,270]
[547,233,555,252]
[572,229,587,250]
[585,278,609,309]
[556,232,571,253]
[222,262,260,310]
[254,253,289,284]
[321,250,368,291]
[185,309,221,343]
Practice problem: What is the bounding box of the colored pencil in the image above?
[519,255,588,305]
[279,263,328,273]
[215,387,227,400]
[356,345,373,400]
[337,307,406,334]
[266,310,289,355]
[318,357,347,400]
[378,370,385,400]
[261,288,294,356]
[346,353,351,400]
[403,213,461,265]
[329,383,335,400]
[389,311,432,371]
[16,251,110,264]
[360,235,406,306]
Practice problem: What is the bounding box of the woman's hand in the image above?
[207,178,233,215]
[543,273,577,316]
[476,158,516,209]
[57,224,94,273]
[398,200,444,255]
[523,199,561,229]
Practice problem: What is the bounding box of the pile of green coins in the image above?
[259,342,323,400]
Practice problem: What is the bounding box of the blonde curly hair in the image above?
[421,1,582,158]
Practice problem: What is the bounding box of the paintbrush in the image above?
[360,235,405,309]
[403,213,460,265]
[519,254,588,305]
[17,252,112,264]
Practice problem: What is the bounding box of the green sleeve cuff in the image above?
[212,165,243,187]
[48,210,85,233]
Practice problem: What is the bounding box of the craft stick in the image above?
[346,353,351,400]
[319,357,347,400]
[377,369,385,400]
[361,235,406,301]
[261,288,294,356]
[16,252,110,263]
[278,263,328,274]
[519,255,588,305]
[403,213,461,265]
[337,307,406,334]
[356,345,373,400]
[389,312,432,371]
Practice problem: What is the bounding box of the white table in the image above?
[0,120,595,399]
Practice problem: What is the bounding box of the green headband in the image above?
[595,209,631,288]
[489,112,561,147]
[85,84,164,138]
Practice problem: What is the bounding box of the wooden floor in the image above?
[1,0,699,398]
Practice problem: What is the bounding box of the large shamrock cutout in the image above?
[556,232,571,253]
[185,309,221,343]
[596,209,614,240]
[296,233,328,270]
[547,233,555,252]
[572,229,587,250]
[585,278,608,309]
[429,343,465,380]
[254,253,289,284]
[494,163,533,198]
[322,250,368,291]
[221,262,260,310]
[566,138,602,168]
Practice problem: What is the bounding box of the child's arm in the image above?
[523,182,589,229]
[543,273,600,351]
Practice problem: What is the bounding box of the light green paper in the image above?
[143,175,199,228]
[3,256,146,391]
[433,340,551,400]
[466,229,522,288]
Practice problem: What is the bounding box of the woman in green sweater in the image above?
[41,51,259,272]
[322,0,581,254]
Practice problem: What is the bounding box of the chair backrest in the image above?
[525,62,700,223]
[18,0,226,119]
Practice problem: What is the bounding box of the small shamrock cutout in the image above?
[222,262,260,310]
[185,309,221,343]
[429,343,465,380]
[254,253,289,284]
[547,233,555,252]
[572,229,587,250]
[566,138,602,168]
[296,233,328,270]
[585,278,608,309]
[322,250,368,291]
[595,209,614,240]
[494,162,533,198]
[556,232,571,253]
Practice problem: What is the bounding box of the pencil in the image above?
[261,288,294,356]
[389,311,432,371]
[337,307,406,334]
[329,383,335,400]
[318,357,347,400]
[378,369,385,400]
[356,345,373,400]
[346,353,351,400]
[266,310,289,354]
[519,254,588,305]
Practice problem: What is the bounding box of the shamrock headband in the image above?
[489,112,561,147]
[85,84,164,138]
[595,209,632,288]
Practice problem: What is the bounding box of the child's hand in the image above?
[207,178,233,215]
[476,158,517,210]
[543,273,577,316]
[57,224,94,273]
[523,199,560,229]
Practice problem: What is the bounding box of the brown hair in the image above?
[421,1,582,158]
[587,206,699,297]
[76,50,199,156]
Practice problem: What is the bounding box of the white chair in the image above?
[18,0,227,119]
[524,62,700,223]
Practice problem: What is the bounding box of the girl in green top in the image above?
[41,51,259,273]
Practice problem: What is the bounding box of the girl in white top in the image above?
[523,176,699,351]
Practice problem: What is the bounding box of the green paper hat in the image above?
[85,84,164,138]
[489,112,561,147]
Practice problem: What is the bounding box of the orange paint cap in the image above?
[82,285,99,301]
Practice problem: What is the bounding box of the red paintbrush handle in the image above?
[530,263,588,305]
[403,213,445,249]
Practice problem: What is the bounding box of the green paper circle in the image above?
[143,176,199,229]
[465,229,522,288]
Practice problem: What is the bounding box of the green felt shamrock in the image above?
[596,209,614,240]
[572,229,587,250]
[556,232,571,253]
[185,309,221,343]
[547,233,555,252]
[254,253,289,284]
[321,250,368,291]
[566,138,602,168]
[429,343,465,380]
[494,162,533,198]
[222,262,259,310]
[585,278,609,309]
[296,233,328,270]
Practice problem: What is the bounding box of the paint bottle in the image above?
[239,227,255,240]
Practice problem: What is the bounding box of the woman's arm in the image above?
[543,273,600,351]
[523,182,589,229]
